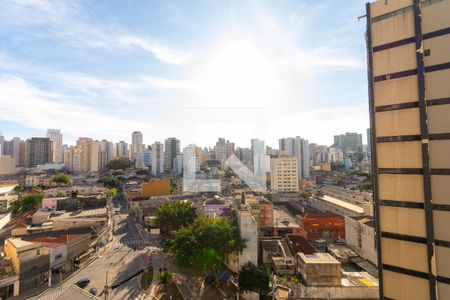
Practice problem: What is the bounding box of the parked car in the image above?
[89,287,97,295]
[75,278,90,288]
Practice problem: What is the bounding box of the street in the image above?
[59,202,161,300]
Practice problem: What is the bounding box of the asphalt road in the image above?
[60,205,161,300]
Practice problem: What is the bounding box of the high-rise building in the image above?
[173,154,183,176]
[333,132,363,161]
[46,129,63,163]
[25,138,53,167]
[183,144,200,177]
[63,146,82,172]
[251,139,269,178]
[164,137,180,172]
[77,137,100,172]
[0,134,4,156]
[11,137,21,167]
[214,138,235,167]
[279,136,310,179]
[100,140,114,163]
[151,142,164,176]
[270,155,299,192]
[366,1,450,299]
[236,147,252,164]
[366,128,371,159]
[115,141,128,159]
[131,131,144,168]
[143,147,152,167]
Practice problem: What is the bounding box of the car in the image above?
[89,287,97,295]
[75,278,90,288]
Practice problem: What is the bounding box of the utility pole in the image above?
[104,270,109,300]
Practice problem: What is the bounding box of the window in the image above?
[55,253,63,260]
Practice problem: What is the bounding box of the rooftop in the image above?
[297,252,340,264]
[320,195,364,214]
[286,234,316,255]
[7,238,38,250]
[0,185,16,195]
[300,212,343,220]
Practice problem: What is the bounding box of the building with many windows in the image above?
[270,155,299,192]
[366,0,450,299]
[164,137,180,173]
[151,142,164,176]
[46,129,63,163]
[279,136,310,179]
[25,138,53,168]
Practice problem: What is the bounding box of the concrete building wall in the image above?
[367,0,450,298]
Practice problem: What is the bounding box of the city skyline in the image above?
[0,0,369,147]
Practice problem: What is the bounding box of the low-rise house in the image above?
[273,208,303,236]
[202,196,228,217]
[0,257,19,298]
[296,252,341,287]
[4,238,50,293]
[261,238,296,275]
[24,228,93,272]
[43,185,104,198]
[0,186,18,213]
[2,211,35,236]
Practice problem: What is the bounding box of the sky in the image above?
[0,0,370,149]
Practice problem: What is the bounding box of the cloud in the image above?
[1,0,190,65]
[0,76,153,141]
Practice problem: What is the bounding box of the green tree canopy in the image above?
[155,201,196,234]
[157,270,174,285]
[106,159,131,170]
[100,176,121,188]
[9,194,43,215]
[238,262,271,294]
[52,173,72,185]
[170,217,246,277]
[13,185,24,193]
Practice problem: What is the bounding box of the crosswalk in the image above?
[112,237,148,248]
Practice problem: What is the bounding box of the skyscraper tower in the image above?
[46,129,63,163]
[164,137,180,172]
[366,0,450,299]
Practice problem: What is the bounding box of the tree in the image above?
[157,270,174,292]
[106,158,131,170]
[170,217,246,280]
[155,201,196,234]
[238,263,271,294]
[100,176,121,188]
[52,173,72,185]
[9,194,43,215]
[13,185,24,193]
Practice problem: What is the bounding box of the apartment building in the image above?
[270,155,299,192]
[25,138,53,168]
[164,137,180,173]
[46,129,63,163]
[366,0,450,299]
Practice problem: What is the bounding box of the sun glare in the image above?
[194,40,275,108]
